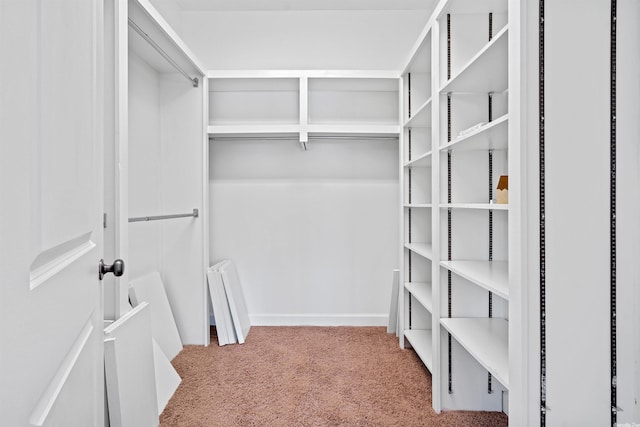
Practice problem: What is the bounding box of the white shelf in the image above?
[439,260,509,300]
[207,70,400,79]
[208,124,300,136]
[440,318,509,389]
[306,124,400,136]
[405,282,433,313]
[208,124,400,139]
[439,203,508,211]
[439,114,508,152]
[439,26,508,94]
[404,243,433,260]
[403,98,432,128]
[404,204,433,208]
[404,151,432,168]
[404,329,433,372]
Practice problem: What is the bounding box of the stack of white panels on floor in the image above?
[207,260,251,346]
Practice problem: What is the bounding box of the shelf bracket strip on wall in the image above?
[487,36,494,392]
[610,0,618,425]
[446,13,453,396]
[539,0,548,423]
[408,73,413,330]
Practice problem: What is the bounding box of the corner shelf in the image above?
[404,151,432,168]
[405,282,433,313]
[404,204,433,208]
[404,329,434,372]
[403,98,432,128]
[439,25,508,94]
[439,114,508,152]
[440,318,509,389]
[404,243,433,260]
[439,260,509,300]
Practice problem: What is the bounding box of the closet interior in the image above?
[105,0,209,345]
[103,0,519,416]
[208,72,401,326]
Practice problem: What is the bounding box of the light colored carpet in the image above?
[160,326,508,426]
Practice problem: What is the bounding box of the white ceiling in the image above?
[177,0,437,11]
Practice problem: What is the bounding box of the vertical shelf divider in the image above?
[430,19,442,413]
[299,76,308,146]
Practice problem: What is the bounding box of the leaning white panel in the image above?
[387,269,400,335]
[152,338,181,415]
[104,302,159,427]
[220,261,251,344]
[129,272,183,360]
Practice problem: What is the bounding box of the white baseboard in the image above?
[248,314,388,327]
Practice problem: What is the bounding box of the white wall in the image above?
[128,53,164,280]
[180,10,429,70]
[210,139,399,325]
[148,0,183,33]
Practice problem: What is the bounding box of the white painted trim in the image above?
[430,20,441,413]
[133,0,207,74]
[207,70,400,79]
[508,0,528,423]
[201,76,210,347]
[115,0,130,318]
[249,314,388,327]
[398,76,406,351]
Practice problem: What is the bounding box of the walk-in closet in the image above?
[1,0,639,426]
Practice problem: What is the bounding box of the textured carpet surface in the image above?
[160,326,508,427]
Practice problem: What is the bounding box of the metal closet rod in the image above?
[128,18,199,88]
[209,135,399,141]
[129,209,199,223]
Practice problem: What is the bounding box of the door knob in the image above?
[99,259,125,280]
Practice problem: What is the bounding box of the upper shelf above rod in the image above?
[128,17,199,88]
[129,209,199,223]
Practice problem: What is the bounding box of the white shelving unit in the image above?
[399,22,437,404]
[399,0,516,417]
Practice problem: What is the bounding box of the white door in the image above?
[0,1,107,426]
